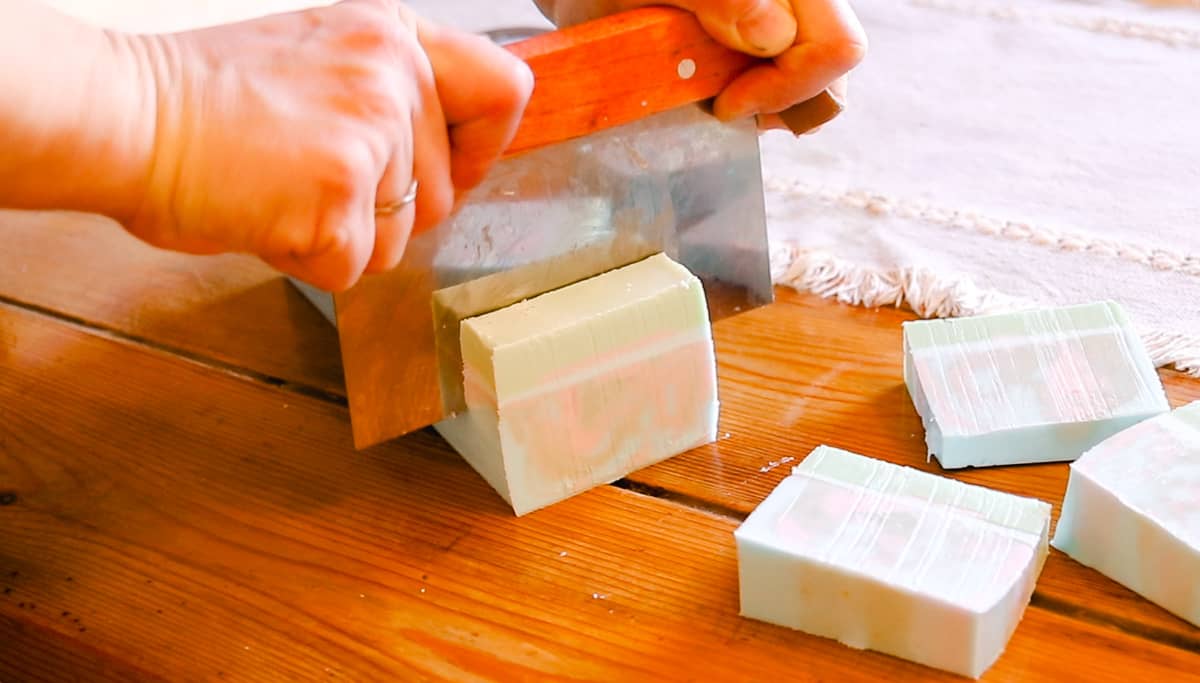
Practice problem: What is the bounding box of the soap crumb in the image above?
[419,588,426,594]
[759,456,795,474]
[358,594,365,599]
[592,593,607,600]
[559,551,568,558]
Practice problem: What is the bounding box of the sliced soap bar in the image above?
[903,301,1169,469]
[735,446,1051,679]
[1052,401,1200,627]
[434,253,718,516]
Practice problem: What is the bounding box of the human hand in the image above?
[127,0,532,291]
[534,0,866,132]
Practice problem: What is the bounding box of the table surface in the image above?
[2,209,1199,682]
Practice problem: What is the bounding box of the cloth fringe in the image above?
[770,243,1200,377]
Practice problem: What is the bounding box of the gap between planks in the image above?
[4,295,1198,657]
[0,293,346,408]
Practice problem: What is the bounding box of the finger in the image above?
[365,149,417,273]
[756,113,787,131]
[396,24,455,234]
[408,90,455,234]
[363,210,413,273]
[714,0,866,120]
[418,23,533,194]
[265,199,375,292]
[612,0,797,57]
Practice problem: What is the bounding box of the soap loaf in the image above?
[1052,401,1200,627]
[903,301,1168,469]
[435,253,719,516]
[735,445,1052,678]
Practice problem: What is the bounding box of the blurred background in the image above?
[42,0,1200,374]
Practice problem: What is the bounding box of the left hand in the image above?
[535,0,867,132]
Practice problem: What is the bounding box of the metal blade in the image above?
[331,103,773,447]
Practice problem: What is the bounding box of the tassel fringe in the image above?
[770,243,1200,377]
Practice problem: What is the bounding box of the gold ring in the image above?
[375,179,419,216]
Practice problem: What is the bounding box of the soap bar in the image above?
[435,253,718,516]
[735,446,1051,679]
[1052,401,1200,627]
[903,301,1168,469]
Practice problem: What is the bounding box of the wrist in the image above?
[69,29,161,225]
[0,4,157,224]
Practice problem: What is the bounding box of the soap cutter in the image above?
[294,7,843,448]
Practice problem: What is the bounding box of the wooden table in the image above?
[2,210,1198,682]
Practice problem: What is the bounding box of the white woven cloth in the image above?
[762,0,1200,374]
[44,0,1200,373]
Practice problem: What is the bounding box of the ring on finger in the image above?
[375,179,419,216]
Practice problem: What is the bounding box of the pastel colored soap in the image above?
[1052,401,1200,627]
[735,446,1051,679]
[435,253,719,516]
[903,301,1168,469]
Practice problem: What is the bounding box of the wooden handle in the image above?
[502,7,757,157]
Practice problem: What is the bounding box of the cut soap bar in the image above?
[434,253,718,516]
[735,446,1051,679]
[1052,401,1200,627]
[903,301,1168,469]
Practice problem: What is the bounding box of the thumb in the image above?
[626,0,797,57]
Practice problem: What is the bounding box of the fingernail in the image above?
[735,0,797,56]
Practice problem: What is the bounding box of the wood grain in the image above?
[503,7,757,156]
[502,7,842,155]
[0,210,343,395]
[3,210,1200,676]
[629,291,1200,647]
[2,302,1198,681]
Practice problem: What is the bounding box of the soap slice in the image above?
[435,253,718,516]
[903,301,1168,469]
[1052,401,1200,627]
[735,446,1051,679]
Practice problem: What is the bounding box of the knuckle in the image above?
[305,220,354,261]
[824,35,868,73]
[322,138,378,191]
[458,36,534,114]
[507,59,536,109]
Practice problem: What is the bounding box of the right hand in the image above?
[126,0,533,292]
[536,0,866,133]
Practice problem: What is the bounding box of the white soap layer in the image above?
[1052,401,1200,627]
[903,301,1168,469]
[436,253,718,516]
[735,446,1051,679]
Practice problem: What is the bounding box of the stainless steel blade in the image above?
[325,103,773,447]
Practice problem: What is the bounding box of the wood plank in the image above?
[4,210,1199,652]
[3,304,1198,680]
[0,611,168,683]
[0,210,344,394]
[630,292,1200,648]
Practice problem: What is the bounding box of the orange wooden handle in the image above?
[502,7,757,158]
